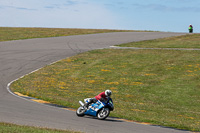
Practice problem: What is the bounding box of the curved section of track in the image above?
[0,32,189,133]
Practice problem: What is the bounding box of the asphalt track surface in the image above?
[0,32,191,133]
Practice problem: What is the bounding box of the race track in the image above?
[0,32,190,133]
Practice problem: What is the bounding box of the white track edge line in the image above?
[6,59,75,111]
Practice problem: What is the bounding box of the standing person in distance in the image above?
[188,24,193,33]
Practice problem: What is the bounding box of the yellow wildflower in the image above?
[144,73,157,76]
[87,80,95,84]
[110,87,118,90]
[125,94,133,98]
[66,58,72,62]
[130,82,143,85]
[131,109,146,112]
[104,82,119,85]
[101,69,111,72]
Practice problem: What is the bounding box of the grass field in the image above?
[117,33,200,48]
[0,27,133,42]
[0,122,81,133]
[10,33,200,131]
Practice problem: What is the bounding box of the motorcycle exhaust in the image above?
[79,101,84,106]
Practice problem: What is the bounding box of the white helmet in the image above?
[105,90,112,97]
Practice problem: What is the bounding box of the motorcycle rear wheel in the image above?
[97,108,110,120]
[76,106,86,117]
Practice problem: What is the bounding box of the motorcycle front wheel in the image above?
[76,106,86,117]
[97,108,110,120]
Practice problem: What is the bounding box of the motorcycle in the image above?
[76,98,114,120]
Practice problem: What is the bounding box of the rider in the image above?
[84,90,112,109]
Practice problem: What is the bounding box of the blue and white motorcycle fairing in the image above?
[76,98,114,120]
